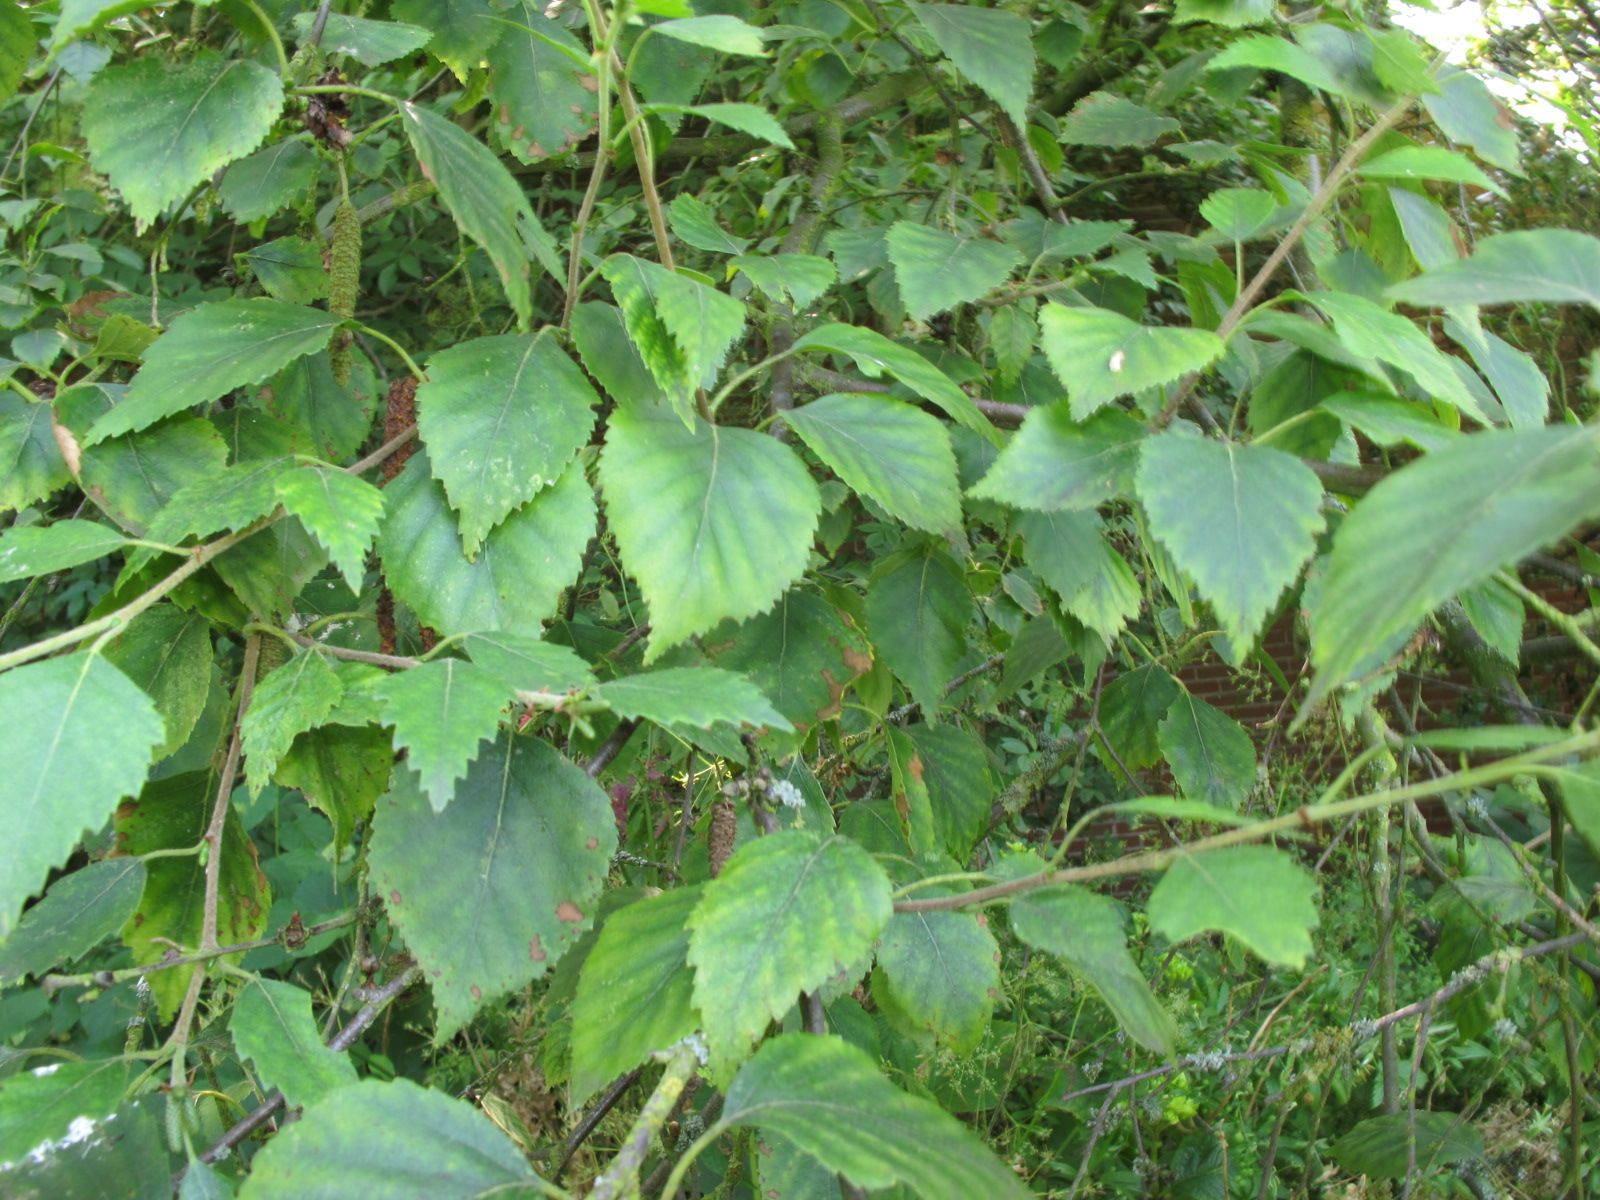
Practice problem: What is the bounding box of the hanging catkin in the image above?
[328,198,361,385]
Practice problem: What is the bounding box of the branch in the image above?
[588,1039,701,1200]
[895,727,1600,913]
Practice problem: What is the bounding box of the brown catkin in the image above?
[708,800,737,878]
[328,199,361,386]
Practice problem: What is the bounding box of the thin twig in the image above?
[555,1067,643,1180]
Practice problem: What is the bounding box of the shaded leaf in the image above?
[1307,426,1600,706]
[1330,1113,1484,1180]
[276,724,392,854]
[103,604,213,759]
[570,887,702,1104]
[379,453,595,636]
[484,2,596,162]
[0,859,146,984]
[240,1078,541,1197]
[1158,690,1256,808]
[0,654,162,938]
[369,733,615,1038]
[720,1035,1030,1199]
[1388,230,1600,311]
[0,519,127,582]
[273,466,385,591]
[1061,92,1180,146]
[865,542,975,715]
[908,3,1034,127]
[289,12,433,65]
[874,896,998,1051]
[598,667,791,731]
[970,404,1146,510]
[232,979,358,1108]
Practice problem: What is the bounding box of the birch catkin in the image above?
[328,198,361,385]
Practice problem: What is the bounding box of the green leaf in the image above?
[972,405,1145,511]
[886,724,938,855]
[1174,0,1273,27]
[1006,864,1178,1054]
[1423,67,1520,175]
[785,393,961,533]
[276,724,392,854]
[391,0,500,76]
[240,1078,542,1197]
[103,604,213,759]
[1148,845,1319,967]
[370,733,616,1038]
[86,300,341,444]
[792,323,999,445]
[1320,391,1459,452]
[1446,317,1549,430]
[399,101,555,328]
[885,223,1022,321]
[1039,304,1222,419]
[374,659,510,811]
[238,236,329,305]
[0,1060,130,1164]
[874,896,998,1052]
[0,653,163,938]
[50,0,142,51]
[0,0,31,107]
[703,589,873,733]
[571,302,669,408]
[219,141,319,224]
[598,404,819,661]
[0,393,69,513]
[903,722,996,860]
[0,859,146,984]
[1138,432,1324,651]
[670,194,751,255]
[273,466,385,592]
[864,542,975,715]
[1061,91,1180,147]
[720,1035,1031,1199]
[463,632,595,695]
[1330,1112,1484,1180]
[1017,509,1142,642]
[1303,291,1483,421]
[731,254,836,309]
[1308,426,1600,705]
[598,667,791,731]
[1158,689,1256,809]
[1458,578,1523,665]
[1389,230,1600,311]
[83,52,283,228]
[232,979,359,1108]
[1098,663,1182,773]
[484,2,596,162]
[77,414,229,535]
[1553,760,1600,865]
[289,12,433,66]
[0,519,128,582]
[241,651,345,797]
[570,886,702,1104]
[1359,145,1503,196]
[1208,34,1349,96]
[116,772,271,1016]
[416,330,598,556]
[660,102,794,148]
[908,3,1034,128]
[601,254,747,419]
[687,831,892,1074]
[378,453,595,636]
[1199,187,1277,240]
[653,15,766,55]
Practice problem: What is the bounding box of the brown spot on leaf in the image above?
[585,836,599,850]
[907,754,925,785]
[528,141,547,159]
[390,890,402,905]
[530,936,546,962]
[471,985,482,1000]
[579,74,599,93]
[842,647,873,673]
[556,901,584,923]
[499,105,511,124]
[511,126,525,142]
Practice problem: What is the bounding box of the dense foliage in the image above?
[1,0,1599,1194]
